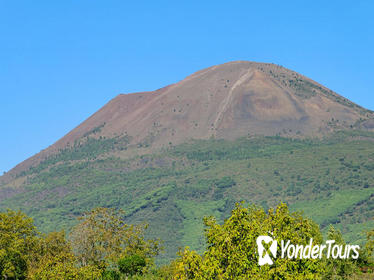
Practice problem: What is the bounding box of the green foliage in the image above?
[19,135,130,177]
[366,226,374,264]
[175,203,327,279]
[356,219,374,272]
[2,132,374,263]
[176,200,226,253]
[324,226,358,279]
[101,269,121,280]
[0,208,163,279]
[29,253,102,280]
[118,254,146,276]
[28,230,72,277]
[69,207,162,269]
[0,205,373,279]
[0,210,39,279]
[214,176,236,189]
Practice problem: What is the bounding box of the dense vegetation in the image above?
[0,208,161,279]
[0,204,372,279]
[174,203,374,279]
[1,131,374,263]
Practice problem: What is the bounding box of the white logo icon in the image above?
[257,235,277,266]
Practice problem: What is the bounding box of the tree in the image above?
[365,224,374,265]
[29,252,101,280]
[0,210,39,279]
[69,207,162,271]
[28,230,79,278]
[118,254,146,276]
[175,202,327,279]
[324,226,358,278]
[356,221,374,273]
[0,208,163,279]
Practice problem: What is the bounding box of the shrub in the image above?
[118,254,146,276]
[101,270,120,280]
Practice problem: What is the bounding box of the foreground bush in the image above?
[30,253,102,280]
[0,208,161,279]
[118,254,147,276]
[0,210,38,279]
[69,207,162,270]
[0,204,372,279]
[174,203,358,279]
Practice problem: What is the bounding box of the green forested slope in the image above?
[1,131,374,262]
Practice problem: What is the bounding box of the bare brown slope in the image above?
[2,61,373,184]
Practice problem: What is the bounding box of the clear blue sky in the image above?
[1,1,373,174]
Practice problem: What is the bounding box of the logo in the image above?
[257,235,277,266]
[256,235,360,266]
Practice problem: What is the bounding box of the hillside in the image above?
[2,61,373,184]
[1,61,374,262]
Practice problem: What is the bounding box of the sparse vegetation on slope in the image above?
[1,132,374,263]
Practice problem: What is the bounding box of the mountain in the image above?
[2,61,374,184]
[1,61,374,262]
